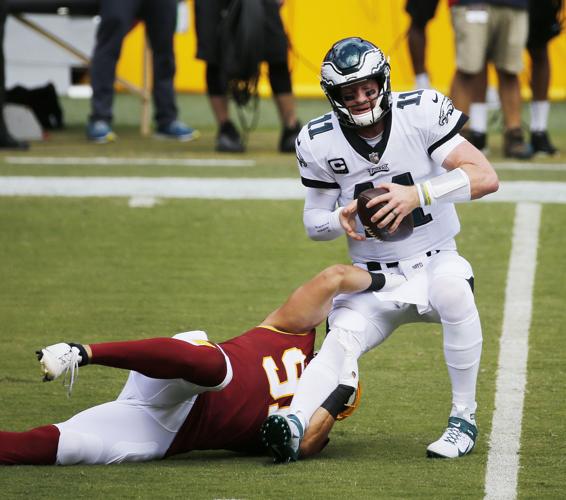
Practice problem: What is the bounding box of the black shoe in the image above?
[503,128,533,160]
[462,130,487,153]
[0,134,29,150]
[279,122,301,153]
[531,131,558,156]
[216,121,245,153]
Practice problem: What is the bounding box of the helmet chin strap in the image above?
[348,95,384,127]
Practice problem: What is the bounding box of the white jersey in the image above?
[297,89,468,263]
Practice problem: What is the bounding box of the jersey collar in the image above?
[340,111,392,164]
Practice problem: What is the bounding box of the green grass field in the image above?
[0,94,565,499]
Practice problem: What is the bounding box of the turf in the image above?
[0,93,565,499]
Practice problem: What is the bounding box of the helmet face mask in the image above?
[321,37,392,129]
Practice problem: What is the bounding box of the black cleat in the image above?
[531,131,558,156]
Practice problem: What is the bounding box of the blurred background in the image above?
[5,0,566,100]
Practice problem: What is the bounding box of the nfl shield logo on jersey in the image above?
[368,152,380,164]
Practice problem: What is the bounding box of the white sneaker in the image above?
[427,406,478,459]
[36,343,82,395]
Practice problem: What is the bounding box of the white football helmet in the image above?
[321,37,392,129]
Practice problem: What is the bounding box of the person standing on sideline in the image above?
[87,0,197,143]
[405,0,440,89]
[194,0,300,153]
[449,0,532,159]
[526,0,563,155]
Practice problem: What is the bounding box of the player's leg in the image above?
[54,398,182,465]
[38,331,231,390]
[262,285,405,462]
[426,252,482,458]
[0,425,60,465]
[1,375,199,465]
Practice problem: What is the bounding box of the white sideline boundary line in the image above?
[0,178,565,203]
[3,157,566,171]
[484,203,541,500]
[3,156,256,167]
[494,162,566,172]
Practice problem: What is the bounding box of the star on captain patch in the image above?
[368,152,380,164]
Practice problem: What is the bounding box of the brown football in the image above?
[357,187,414,242]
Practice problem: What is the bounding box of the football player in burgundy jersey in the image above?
[0,264,393,465]
[262,37,499,462]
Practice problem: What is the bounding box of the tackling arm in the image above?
[263,265,384,334]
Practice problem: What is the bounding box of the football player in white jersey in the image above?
[261,37,499,461]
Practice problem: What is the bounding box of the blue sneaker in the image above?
[86,120,116,144]
[260,414,303,463]
[155,120,199,142]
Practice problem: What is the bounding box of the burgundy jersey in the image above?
[165,325,315,456]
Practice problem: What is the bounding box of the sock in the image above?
[287,414,304,439]
[451,402,477,425]
[289,331,347,429]
[0,425,59,465]
[469,103,488,133]
[443,313,483,410]
[530,101,550,132]
[415,72,431,89]
[90,338,227,386]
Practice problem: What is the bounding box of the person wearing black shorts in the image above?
[194,0,300,153]
[527,0,563,155]
[405,0,439,89]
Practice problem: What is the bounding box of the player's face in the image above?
[339,79,380,116]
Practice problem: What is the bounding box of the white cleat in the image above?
[427,406,478,459]
[36,343,82,395]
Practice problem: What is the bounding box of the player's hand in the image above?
[366,182,420,233]
[340,199,365,241]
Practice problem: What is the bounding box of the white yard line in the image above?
[4,157,566,171]
[494,162,566,172]
[3,156,256,167]
[484,202,541,500]
[0,177,305,199]
[0,178,565,203]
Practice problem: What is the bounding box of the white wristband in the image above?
[420,168,471,205]
[415,183,426,207]
[329,206,346,234]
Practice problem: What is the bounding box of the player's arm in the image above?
[440,139,499,199]
[303,189,364,241]
[298,128,363,242]
[299,407,335,458]
[299,378,361,458]
[365,93,499,232]
[263,265,386,334]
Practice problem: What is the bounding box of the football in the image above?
[357,187,414,242]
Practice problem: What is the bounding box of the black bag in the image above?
[218,0,265,106]
[5,82,64,130]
